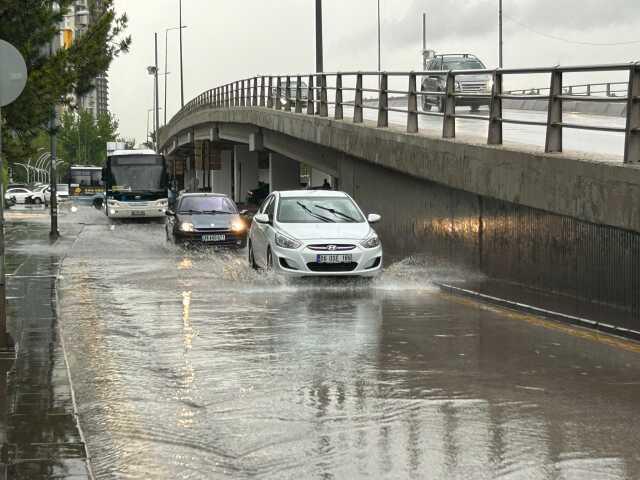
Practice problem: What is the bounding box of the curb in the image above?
[436,282,640,342]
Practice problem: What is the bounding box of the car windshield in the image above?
[178,196,237,214]
[442,59,485,70]
[277,197,365,223]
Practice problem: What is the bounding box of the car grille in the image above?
[460,82,487,93]
[307,244,356,251]
[307,262,357,272]
[195,227,230,233]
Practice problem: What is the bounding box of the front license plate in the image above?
[131,211,145,216]
[202,234,225,242]
[317,254,352,264]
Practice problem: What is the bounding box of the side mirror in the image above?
[254,213,270,224]
[239,209,249,216]
[367,213,381,224]
[165,210,175,216]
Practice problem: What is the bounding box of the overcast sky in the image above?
[110,0,640,144]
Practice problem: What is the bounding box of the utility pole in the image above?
[499,0,503,68]
[154,32,160,150]
[179,0,185,108]
[422,12,427,70]
[164,29,169,126]
[315,0,323,72]
[49,3,59,239]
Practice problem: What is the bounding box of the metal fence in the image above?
[171,62,640,163]
[507,81,628,97]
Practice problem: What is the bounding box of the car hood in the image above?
[179,213,238,229]
[278,222,372,241]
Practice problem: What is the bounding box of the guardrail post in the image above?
[252,77,258,106]
[606,83,612,97]
[545,69,563,153]
[307,75,315,115]
[267,77,274,108]
[335,74,343,120]
[407,72,418,133]
[586,84,591,96]
[624,63,640,163]
[488,70,503,145]
[276,77,283,110]
[295,75,303,113]
[284,76,291,112]
[377,72,388,127]
[259,77,266,107]
[354,73,363,123]
[240,80,245,106]
[319,74,328,117]
[223,85,228,108]
[442,71,455,138]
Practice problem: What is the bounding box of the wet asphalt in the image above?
[10,205,640,479]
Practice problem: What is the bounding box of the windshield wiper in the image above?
[178,209,203,214]
[296,201,334,223]
[313,204,358,222]
[201,210,232,215]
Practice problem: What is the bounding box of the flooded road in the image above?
[52,207,640,479]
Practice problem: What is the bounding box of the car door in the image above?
[252,195,274,266]
[10,189,29,203]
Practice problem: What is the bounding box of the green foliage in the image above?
[0,0,130,164]
[58,110,119,166]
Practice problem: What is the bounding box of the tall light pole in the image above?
[315,0,323,72]
[164,25,187,126]
[154,33,160,150]
[49,0,59,239]
[377,0,381,72]
[179,0,185,108]
[499,0,503,68]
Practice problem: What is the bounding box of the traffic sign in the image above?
[0,39,27,107]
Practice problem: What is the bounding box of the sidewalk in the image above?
[1,213,91,479]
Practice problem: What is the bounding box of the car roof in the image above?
[276,190,348,198]
[179,192,230,199]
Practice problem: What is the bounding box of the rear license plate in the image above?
[131,211,145,216]
[317,254,352,264]
[202,234,225,242]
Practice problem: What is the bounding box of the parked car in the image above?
[5,187,38,204]
[421,53,492,112]
[57,184,70,201]
[248,190,382,277]
[165,193,248,248]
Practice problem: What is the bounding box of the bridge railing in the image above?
[173,62,640,163]
[506,81,628,97]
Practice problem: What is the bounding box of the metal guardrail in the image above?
[170,62,640,163]
[507,81,628,97]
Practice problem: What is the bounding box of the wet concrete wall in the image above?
[339,155,640,318]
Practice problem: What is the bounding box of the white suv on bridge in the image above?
[248,190,383,277]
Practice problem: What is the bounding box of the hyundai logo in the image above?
[327,245,337,251]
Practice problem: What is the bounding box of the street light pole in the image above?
[315,0,323,72]
[179,0,185,109]
[499,0,503,68]
[154,32,160,151]
[49,1,59,239]
[164,25,187,126]
[377,0,381,72]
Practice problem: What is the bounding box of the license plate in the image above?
[202,234,225,242]
[131,211,145,216]
[317,254,352,264]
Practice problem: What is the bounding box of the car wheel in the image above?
[34,198,42,205]
[239,237,247,249]
[248,241,258,269]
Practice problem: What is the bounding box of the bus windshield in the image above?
[109,155,165,192]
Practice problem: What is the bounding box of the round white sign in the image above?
[0,39,28,107]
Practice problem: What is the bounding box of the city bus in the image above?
[68,165,104,197]
[103,148,168,218]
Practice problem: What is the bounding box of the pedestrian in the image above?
[322,178,331,190]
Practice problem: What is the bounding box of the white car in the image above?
[5,187,38,204]
[248,190,383,276]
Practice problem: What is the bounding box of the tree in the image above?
[0,0,130,164]
[58,110,119,166]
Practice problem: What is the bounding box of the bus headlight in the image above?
[156,199,168,207]
[180,222,194,232]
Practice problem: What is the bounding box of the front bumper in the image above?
[271,242,383,277]
[108,203,167,218]
[175,230,247,248]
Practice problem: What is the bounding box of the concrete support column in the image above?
[212,150,233,197]
[269,153,300,192]
[233,145,259,204]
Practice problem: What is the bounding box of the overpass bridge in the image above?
[158,62,640,329]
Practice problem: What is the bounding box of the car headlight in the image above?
[275,232,301,249]
[231,220,245,233]
[360,234,380,249]
[180,222,194,232]
[107,200,119,206]
[156,199,168,207]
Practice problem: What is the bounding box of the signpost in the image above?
[0,39,28,350]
